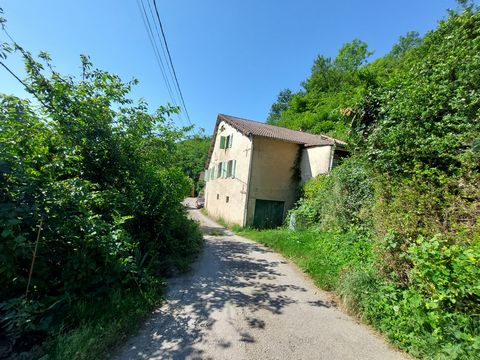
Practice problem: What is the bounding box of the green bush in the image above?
[291,157,374,231]
[0,50,202,356]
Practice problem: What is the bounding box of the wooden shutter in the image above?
[222,162,227,178]
[220,136,226,149]
[229,135,233,148]
[232,160,236,178]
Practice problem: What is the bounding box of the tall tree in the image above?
[267,89,293,125]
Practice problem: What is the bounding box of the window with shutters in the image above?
[226,160,236,178]
[225,135,233,148]
[222,161,228,178]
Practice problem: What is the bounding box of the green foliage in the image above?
[358,8,480,175]
[48,286,162,360]
[175,134,211,194]
[263,7,480,359]
[268,39,376,140]
[291,157,374,231]
[237,228,373,290]
[334,39,373,71]
[267,89,293,125]
[0,48,202,357]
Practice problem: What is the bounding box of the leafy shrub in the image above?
[0,50,202,356]
[263,5,480,359]
[291,157,374,231]
[360,7,480,176]
[373,170,480,283]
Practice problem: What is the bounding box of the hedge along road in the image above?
[111,198,407,360]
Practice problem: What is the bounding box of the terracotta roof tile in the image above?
[206,114,347,168]
[218,114,346,147]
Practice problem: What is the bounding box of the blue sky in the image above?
[0,0,459,134]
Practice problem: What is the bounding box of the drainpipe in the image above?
[243,135,254,227]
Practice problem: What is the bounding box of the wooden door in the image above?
[253,199,285,229]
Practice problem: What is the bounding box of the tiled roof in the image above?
[218,114,346,147]
[206,114,346,168]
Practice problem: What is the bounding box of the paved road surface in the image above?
[112,198,406,360]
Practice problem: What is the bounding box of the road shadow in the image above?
[113,210,333,360]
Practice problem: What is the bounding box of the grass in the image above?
[46,286,163,360]
[236,227,373,290]
[234,227,480,359]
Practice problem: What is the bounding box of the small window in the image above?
[222,161,227,178]
[225,135,233,148]
[226,160,233,177]
[226,196,229,203]
[217,194,220,200]
[226,160,236,178]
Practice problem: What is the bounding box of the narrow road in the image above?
[112,198,406,360]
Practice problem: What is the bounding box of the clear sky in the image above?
[0,0,460,134]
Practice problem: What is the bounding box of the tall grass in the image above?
[237,228,373,290]
[47,286,162,360]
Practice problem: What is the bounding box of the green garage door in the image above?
[253,199,285,229]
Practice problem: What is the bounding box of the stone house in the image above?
[204,114,347,228]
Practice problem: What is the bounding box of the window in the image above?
[220,135,233,149]
[226,160,236,178]
[226,135,233,148]
[217,163,222,178]
[226,196,229,203]
[217,194,220,200]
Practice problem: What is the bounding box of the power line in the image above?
[136,0,179,112]
[151,0,192,125]
[0,60,51,111]
[145,0,177,100]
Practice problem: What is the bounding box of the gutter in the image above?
[243,134,254,227]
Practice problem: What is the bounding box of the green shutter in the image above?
[220,136,226,149]
[232,160,236,178]
[222,162,227,178]
[229,135,233,148]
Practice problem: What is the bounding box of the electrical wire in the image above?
[151,0,192,125]
[136,0,179,111]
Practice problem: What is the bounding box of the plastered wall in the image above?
[204,121,252,226]
[246,137,299,226]
[300,146,332,184]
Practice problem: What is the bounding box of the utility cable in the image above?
[151,0,192,125]
[136,0,179,111]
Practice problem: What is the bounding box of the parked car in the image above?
[196,194,205,208]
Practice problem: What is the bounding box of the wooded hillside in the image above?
[261,4,480,358]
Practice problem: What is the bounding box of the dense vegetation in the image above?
[253,4,480,359]
[0,33,202,358]
[175,134,211,195]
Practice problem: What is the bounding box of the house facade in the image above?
[204,114,346,228]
